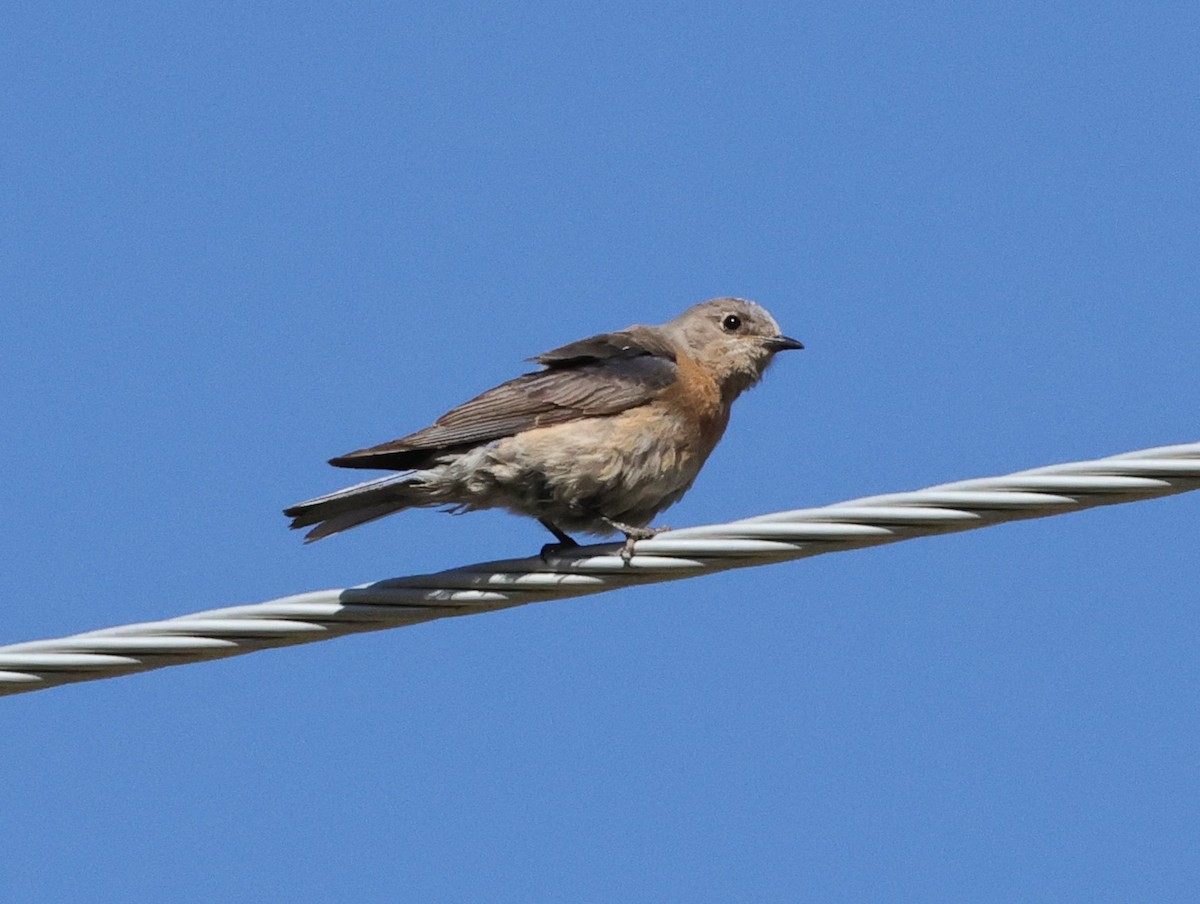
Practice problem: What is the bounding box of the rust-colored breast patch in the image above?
[663,350,730,454]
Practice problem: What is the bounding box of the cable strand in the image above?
[2,440,1197,696]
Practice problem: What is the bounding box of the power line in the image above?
[2,440,1196,697]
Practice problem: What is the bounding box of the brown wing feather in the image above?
[329,330,678,471]
[530,325,677,367]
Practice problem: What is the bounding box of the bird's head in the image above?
[663,298,803,400]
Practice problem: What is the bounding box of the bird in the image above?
[284,297,803,560]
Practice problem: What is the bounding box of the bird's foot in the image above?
[601,518,670,565]
[540,538,581,560]
[539,519,581,561]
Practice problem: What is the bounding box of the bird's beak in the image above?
[763,335,804,352]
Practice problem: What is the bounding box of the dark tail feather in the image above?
[284,473,420,542]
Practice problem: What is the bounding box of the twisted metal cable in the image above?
[2,441,1197,697]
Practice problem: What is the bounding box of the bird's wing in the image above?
[329,328,679,470]
[529,325,678,367]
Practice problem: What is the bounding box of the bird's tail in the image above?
[284,473,423,542]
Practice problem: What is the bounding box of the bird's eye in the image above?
[721,314,742,332]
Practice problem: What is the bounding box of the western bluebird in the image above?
[285,297,803,560]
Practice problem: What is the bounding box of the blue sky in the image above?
[2,2,1198,901]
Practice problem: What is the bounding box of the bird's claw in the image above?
[612,523,670,565]
[619,536,638,564]
[539,518,670,565]
[538,518,582,561]
[540,538,580,561]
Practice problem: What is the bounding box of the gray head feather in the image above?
[661,297,801,399]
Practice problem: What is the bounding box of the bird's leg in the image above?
[600,517,669,564]
[538,519,580,559]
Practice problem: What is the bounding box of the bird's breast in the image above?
[662,350,730,456]
[456,356,734,531]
